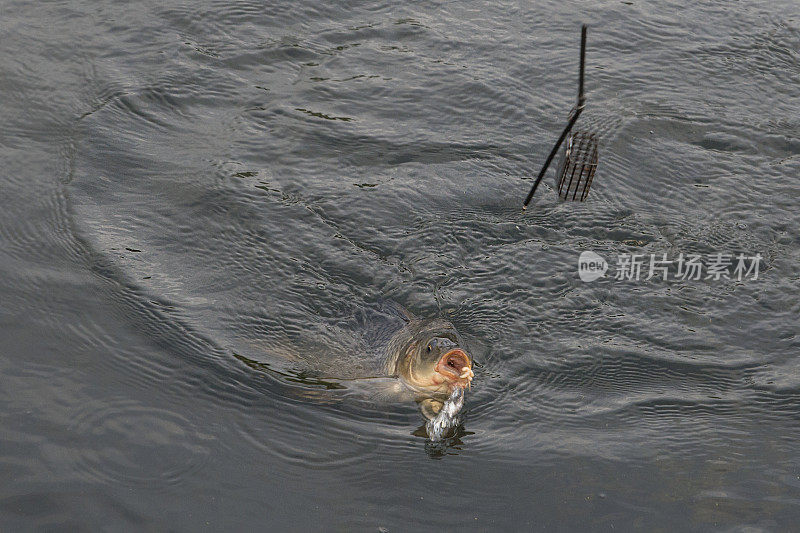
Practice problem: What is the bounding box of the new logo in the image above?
[578,251,608,282]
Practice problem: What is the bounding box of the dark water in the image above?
[2,0,799,529]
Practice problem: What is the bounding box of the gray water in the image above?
[2,0,800,530]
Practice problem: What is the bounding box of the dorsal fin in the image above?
[379,299,416,322]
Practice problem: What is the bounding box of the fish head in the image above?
[396,322,473,394]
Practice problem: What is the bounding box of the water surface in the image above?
[2,0,799,530]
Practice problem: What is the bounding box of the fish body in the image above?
[243,301,473,423]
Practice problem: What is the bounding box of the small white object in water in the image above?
[426,387,465,441]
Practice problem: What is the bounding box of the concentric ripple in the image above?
[66,399,214,489]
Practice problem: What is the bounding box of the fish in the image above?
[425,386,465,441]
[237,301,474,424]
[380,302,474,419]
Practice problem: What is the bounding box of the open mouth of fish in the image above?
[435,349,474,389]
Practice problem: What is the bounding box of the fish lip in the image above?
[435,349,473,388]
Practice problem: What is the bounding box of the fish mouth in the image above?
[435,349,473,389]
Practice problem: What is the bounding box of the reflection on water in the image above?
[1,0,799,529]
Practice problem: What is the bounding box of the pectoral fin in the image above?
[418,398,444,420]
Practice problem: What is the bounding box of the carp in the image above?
[238,301,474,424]
[381,303,473,419]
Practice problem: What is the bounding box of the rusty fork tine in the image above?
[557,130,598,202]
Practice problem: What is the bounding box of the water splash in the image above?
[426,387,465,441]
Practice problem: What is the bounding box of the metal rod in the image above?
[522,24,587,209]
